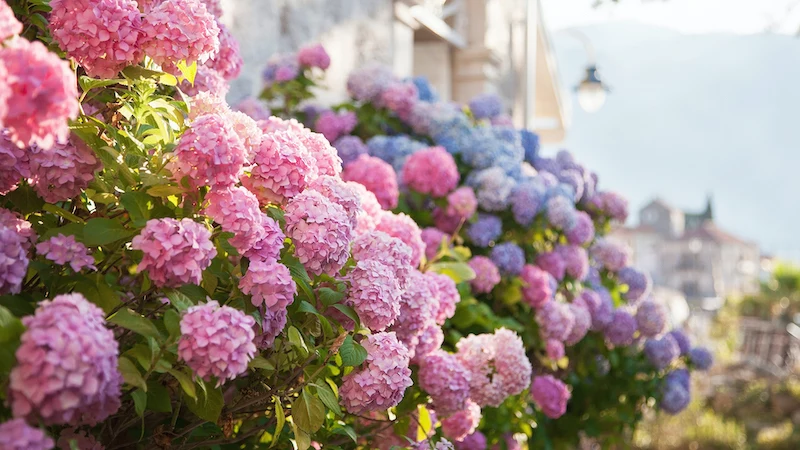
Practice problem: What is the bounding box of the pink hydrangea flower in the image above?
[555,244,589,281]
[57,428,103,450]
[531,375,571,419]
[131,218,217,288]
[402,146,460,197]
[178,300,256,384]
[378,80,418,121]
[340,332,412,414]
[234,97,271,121]
[169,113,247,189]
[345,259,403,331]
[314,109,357,143]
[0,419,54,450]
[376,211,425,268]
[244,214,285,261]
[49,0,144,78]
[9,294,122,425]
[590,191,629,222]
[254,306,287,350]
[447,187,478,219]
[0,207,36,251]
[297,127,343,177]
[430,272,460,325]
[0,39,79,149]
[591,238,630,272]
[243,130,318,205]
[0,226,29,294]
[421,227,450,262]
[411,323,445,364]
[141,0,220,75]
[36,234,96,272]
[187,91,227,120]
[297,43,331,69]
[419,350,471,416]
[257,116,305,134]
[456,328,532,407]
[441,400,481,442]
[546,338,565,360]
[285,189,353,276]
[455,431,487,450]
[536,250,566,281]
[199,0,223,17]
[583,288,613,331]
[226,110,262,159]
[605,309,637,346]
[0,1,21,42]
[565,299,591,346]
[635,299,668,337]
[204,186,266,254]
[206,22,242,80]
[0,132,22,194]
[27,137,100,203]
[350,230,413,287]
[240,258,296,310]
[391,270,439,356]
[565,210,595,245]
[537,301,575,342]
[308,175,363,227]
[468,256,501,294]
[342,154,399,210]
[520,264,554,309]
[351,182,383,236]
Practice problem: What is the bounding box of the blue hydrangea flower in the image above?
[557,169,585,201]
[547,183,577,203]
[532,156,561,174]
[466,214,502,247]
[411,76,438,102]
[366,135,427,173]
[469,93,503,119]
[509,178,546,225]
[459,127,524,172]
[521,129,540,164]
[660,378,691,414]
[545,195,577,229]
[490,242,525,276]
[644,335,680,370]
[664,368,690,391]
[555,150,581,172]
[466,166,517,212]
[689,347,713,370]
[334,136,369,166]
[668,330,691,355]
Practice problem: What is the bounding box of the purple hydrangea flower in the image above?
[36,233,96,272]
[668,329,691,355]
[490,242,525,276]
[565,211,595,246]
[581,288,613,331]
[644,335,680,370]
[419,350,471,416]
[0,226,29,294]
[590,238,630,272]
[520,129,540,164]
[466,214,502,247]
[468,93,503,120]
[468,256,501,294]
[509,178,546,226]
[689,347,714,370]
[334,135,369,167]
[555,244,589,281]
[0,419,54,450]
[536,251,566,281]
[664,368,690,391]
[660,379,690,415]
[619,267,652,302]
[455,431,487,450]
[531,375,571,419]
[467,166,516,212]
[537,300,575,342]
[545,195,577,230]
[635,300,668,337]
[605,309,637,346]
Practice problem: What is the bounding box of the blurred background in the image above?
[220,0,800,447]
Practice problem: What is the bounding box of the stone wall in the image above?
[223,0,394,104]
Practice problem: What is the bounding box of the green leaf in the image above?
[339,335,367,367]
[40,222,85,241]
[5,183,44,214]
[146,382,172,413]
[249,355,275,371]
[287,326,308,357]
[271,396,285,448]
[165,290,194,312]
[428,261,476,283]
[43,204,85,224]
[177,60,198,85]
[131,389,147,417]
[184,383,223,423]
[83,218,134,246]
[146,185,184,197]
[169,368,197,400]
[120,192,153,227]
[332,304,360,329]
[291,422,311,450]
[119,357,147,391]
[164,309,181,339]
[74,274,121,314]
[311,382,342,417]
[292,387,325,433]
[331,425,357,443]
[109,308,162,341]
[79,76,124,92]
[318,287,344,307]
[0,305,23,375]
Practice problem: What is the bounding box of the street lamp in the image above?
[566,30,610,113]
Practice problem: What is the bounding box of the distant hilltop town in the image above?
[611,196,761,312]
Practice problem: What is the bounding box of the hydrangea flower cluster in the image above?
[367,134,428,175]
[0,419,54,450]
[441,400,482,442]
[430,271,460,325]
[618,266,652,302]
[56,428,103,450]
[520,264,555,309]
[660,375,690,415]
[343,154,399,210]
[239,258,296,310]
[244,130,319,204]
[378,80,418,121]
[131,218,217,287]
[605,309,637,346]
[9,294,122,425]
[0,226,29,295]
[635,300,668,337]
[537,300,575,342]
[26,137,101,203]
[36,234,96,272]
[314,109,357,143]
[346,63,396,102]
[49,0,144,78]
[591,238,630,272]
[0,38,79,149]
[402,146,460,197]
[456,328,532,407]
[419,350,471,416]
[468,93,503,120]
[346,259,403,331]
[454,431,487,450]
[466,214,502,247]
[333,135,369,166]
[490,242,525,276]
[644,335,680,369]
[421,227,450,261]
[284,189,353,276]
[141,0,220,74]
[340,332,413,414]
[207,23,243,81]
[297,43,331,69]
[689,347,714,370]
[376,212,425,268]
[178,300,256,384]
[390,270,439,352]
[468,256,501,294]
[0,1,22,41]
[204,187,281,256]
[531,375,571,419]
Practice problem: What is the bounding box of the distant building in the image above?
[612,196,760,311]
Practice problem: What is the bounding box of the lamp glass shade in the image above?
[577,81,606,113]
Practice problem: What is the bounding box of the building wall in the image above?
[224,0,394,103]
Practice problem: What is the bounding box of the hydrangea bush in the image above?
[0,3,712,449]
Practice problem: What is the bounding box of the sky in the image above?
[539,0,800,261]
[542,0,800,34]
